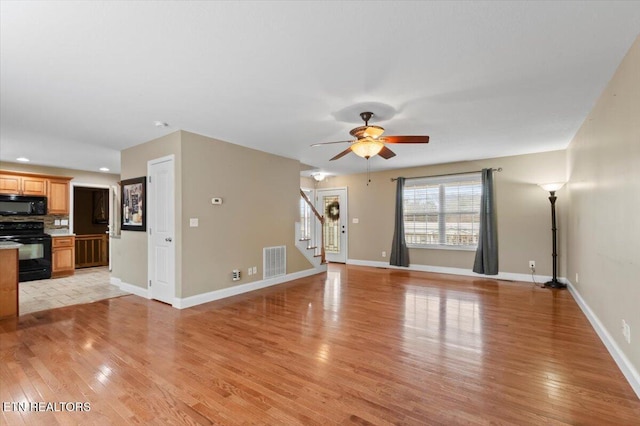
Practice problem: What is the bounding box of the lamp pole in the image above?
[545,190,565,289]
[538,182,566,289]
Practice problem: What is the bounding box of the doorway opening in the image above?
[73,186,110,269]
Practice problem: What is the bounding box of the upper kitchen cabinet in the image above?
[48,178,71,215]
[0,173,47,196]
[0,171,72,215]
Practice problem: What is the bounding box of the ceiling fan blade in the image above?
[330,147,353,161]
[381,135,430,144]
[310,140,353,147]
[378,146,396,159]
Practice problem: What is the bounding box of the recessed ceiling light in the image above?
[16,157,30,162]
[154,121,169,127]
[99,167,110,172]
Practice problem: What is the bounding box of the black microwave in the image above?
[0,195,47,216]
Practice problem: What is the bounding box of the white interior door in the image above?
[316,188,347,263]
[148,156,175,305]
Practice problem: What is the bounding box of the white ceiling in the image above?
[2,1,640,176]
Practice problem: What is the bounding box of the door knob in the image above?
[165,237,172,242]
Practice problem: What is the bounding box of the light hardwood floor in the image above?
[1,264,639,425]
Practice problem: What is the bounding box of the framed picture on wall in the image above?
[92,189,108,224]
[121,177,146,231]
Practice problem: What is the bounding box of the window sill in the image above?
[407,244,477,252]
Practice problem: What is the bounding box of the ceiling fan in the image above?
[311,112,429,161]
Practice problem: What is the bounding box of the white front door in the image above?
[148,156,175,305]
[316,188,348,263]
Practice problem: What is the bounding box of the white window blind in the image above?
[403,173,482,249]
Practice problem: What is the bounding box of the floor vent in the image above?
[263,245,286,279]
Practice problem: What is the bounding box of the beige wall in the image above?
[180,131,310,297]
[566,36,640,372]
[114,130,311,298]
[113,131,182,290]
[300,176,314,189]
[316,150,567,277]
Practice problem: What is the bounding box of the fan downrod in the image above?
[360,112,374,126]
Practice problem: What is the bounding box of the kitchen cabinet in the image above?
[0,173,47,196]
[0,244,19,319]
[48,178,71,215]
[52,235,75,278]
[0,171,72,214]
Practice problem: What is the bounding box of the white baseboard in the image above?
[110,267,326,310]
[174,268,325,309]
[109,276,150,299]
[566,281,640,399]
[346,259,556,284]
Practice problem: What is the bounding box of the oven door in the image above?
[0,236,52,282]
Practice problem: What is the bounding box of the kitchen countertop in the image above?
[47,230,76,236]
[0,241,22,250]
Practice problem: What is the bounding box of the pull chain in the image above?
[366,159,371,186]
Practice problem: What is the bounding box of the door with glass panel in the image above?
[316,188,347,263]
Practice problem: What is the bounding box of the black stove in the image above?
[0,221,52,282]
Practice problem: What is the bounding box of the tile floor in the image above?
[19,267,130,315]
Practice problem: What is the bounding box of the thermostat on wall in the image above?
[211,197,223,205]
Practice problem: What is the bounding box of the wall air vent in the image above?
[263,246,286,279]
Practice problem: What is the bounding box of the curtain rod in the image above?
[390,167,502,182]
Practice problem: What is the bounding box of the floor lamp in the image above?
[539,182,566,289]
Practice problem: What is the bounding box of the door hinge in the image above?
[149,280,152,287]
[148,176,152,183]
[149,227,152,235]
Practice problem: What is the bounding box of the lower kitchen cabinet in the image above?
[52,236,75,278]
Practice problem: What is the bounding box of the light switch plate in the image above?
[353,218,359,223]
[189,218,199,227]
[60,219,68,226]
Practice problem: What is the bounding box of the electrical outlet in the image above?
[575,273,579,284]
[252,266,257,274]
[382,251,387,258]
[248,267,252,276]
[529,260,535,270]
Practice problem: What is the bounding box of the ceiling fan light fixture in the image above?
[312,173,326,182]
[351,138,384,159]
[363,126,384,139]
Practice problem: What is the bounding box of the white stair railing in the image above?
[300,189,326,264]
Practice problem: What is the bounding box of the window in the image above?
[403,173,482,249]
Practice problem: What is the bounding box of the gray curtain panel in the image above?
[473,168,499,275]
[390,177,410,267]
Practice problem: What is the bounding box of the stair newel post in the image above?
[320,215,326,265]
